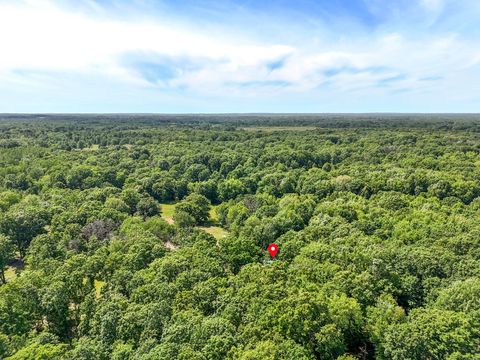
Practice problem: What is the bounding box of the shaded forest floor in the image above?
[4,258,23,283]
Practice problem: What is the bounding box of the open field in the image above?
[160,203,176,224]
[242,126,319,132]
[198,226,229,239]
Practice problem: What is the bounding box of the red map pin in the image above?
[268,243,278,258]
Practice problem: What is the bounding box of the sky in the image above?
[0,0,479,113]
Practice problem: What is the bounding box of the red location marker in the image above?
[268,243,279,258]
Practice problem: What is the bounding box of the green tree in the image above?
[175,193,211,225]
[173,210,196,228]
[0,235,15,284]
[0,191,21,212]
[381,309,480,360]
[6,342,68,360]
[218,178,247,201]
[136,197,161,218]
[0,197,51,258]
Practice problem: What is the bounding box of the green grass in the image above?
[242,126,318,132]
[160,203,177,224]
[160,203,176,218]
[4,258,24,283]
[4,266,17,282]
[199,226,229,240]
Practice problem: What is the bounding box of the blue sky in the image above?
[0,0,479,112]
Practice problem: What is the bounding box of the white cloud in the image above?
[0,0,479,112]
[0,1,294,85]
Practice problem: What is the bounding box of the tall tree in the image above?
[0,235,15,284]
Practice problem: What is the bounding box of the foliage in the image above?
[0,235,15,284]
[0,115,479,358]
[174,193,211,226]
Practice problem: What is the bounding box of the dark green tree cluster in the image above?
[0,116,480,359]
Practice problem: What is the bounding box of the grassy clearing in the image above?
[160,202,227,239]
[242,126,318,132]
[4,266,17,282]
[4,258,24,283]
[160,203,176,224]
[86,144,100,151]
[160,203,176,218]
[199,226,229,240]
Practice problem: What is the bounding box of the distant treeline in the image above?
[1,113,480,130]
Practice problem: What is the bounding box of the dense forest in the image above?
[0,114,480,359]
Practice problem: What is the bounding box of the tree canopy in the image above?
[0,114,480,359]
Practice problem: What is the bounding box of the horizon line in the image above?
[1,112,480,116]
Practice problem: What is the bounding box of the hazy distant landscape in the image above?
[2,113,480,128]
